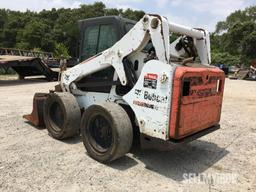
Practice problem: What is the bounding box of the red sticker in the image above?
[144,73,158,80]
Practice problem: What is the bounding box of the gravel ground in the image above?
[0,78,255,192]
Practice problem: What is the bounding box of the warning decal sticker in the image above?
[143,73,158,89]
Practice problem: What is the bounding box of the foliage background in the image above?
[0,2,144,59]
[211,6,256,66]
[0,2,255,67]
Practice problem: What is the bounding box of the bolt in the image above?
[160,73,168,83]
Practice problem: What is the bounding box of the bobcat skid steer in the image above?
[24,14,225,163]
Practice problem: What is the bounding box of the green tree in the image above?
[21,20,50,49]
[241,31,256,64]
[211,51,240,66]
[0,2,144,57]
[212,6,256,66]
[54,43,70,59]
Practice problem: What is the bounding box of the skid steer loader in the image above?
[24,14,225,163]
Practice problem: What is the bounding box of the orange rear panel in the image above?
[169,66,225,140]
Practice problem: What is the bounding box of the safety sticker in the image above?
[143,73,158,89]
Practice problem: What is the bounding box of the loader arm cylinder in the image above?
[169,22,211,64]
[169,22,205,39]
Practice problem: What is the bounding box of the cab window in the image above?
[125,23,135,32]
[81,25,99,61]
[81,24,118,61]
[98,25,118,53]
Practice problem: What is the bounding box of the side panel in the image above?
[75,92,110,109]
[123,60,174,140]
[169,66,225,139]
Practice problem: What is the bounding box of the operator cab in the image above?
[78,16,136,62]
[77,16,136,94]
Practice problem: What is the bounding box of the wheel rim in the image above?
[49,102,64,132]
[88,114,112,153]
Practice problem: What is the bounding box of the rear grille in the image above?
[169,66,225,140]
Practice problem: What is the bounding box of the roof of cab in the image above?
[78,16,136,28]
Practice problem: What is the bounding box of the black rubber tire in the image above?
[44,92,81,139]
[81,103,133,163]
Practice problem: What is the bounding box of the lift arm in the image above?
[169,22,211,64]
[61,14,211,92]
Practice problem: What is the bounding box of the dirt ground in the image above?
[0,78,255,192]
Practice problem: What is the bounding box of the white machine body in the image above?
[60,14,211,140]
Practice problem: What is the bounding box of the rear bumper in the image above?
[140,124,220,150]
